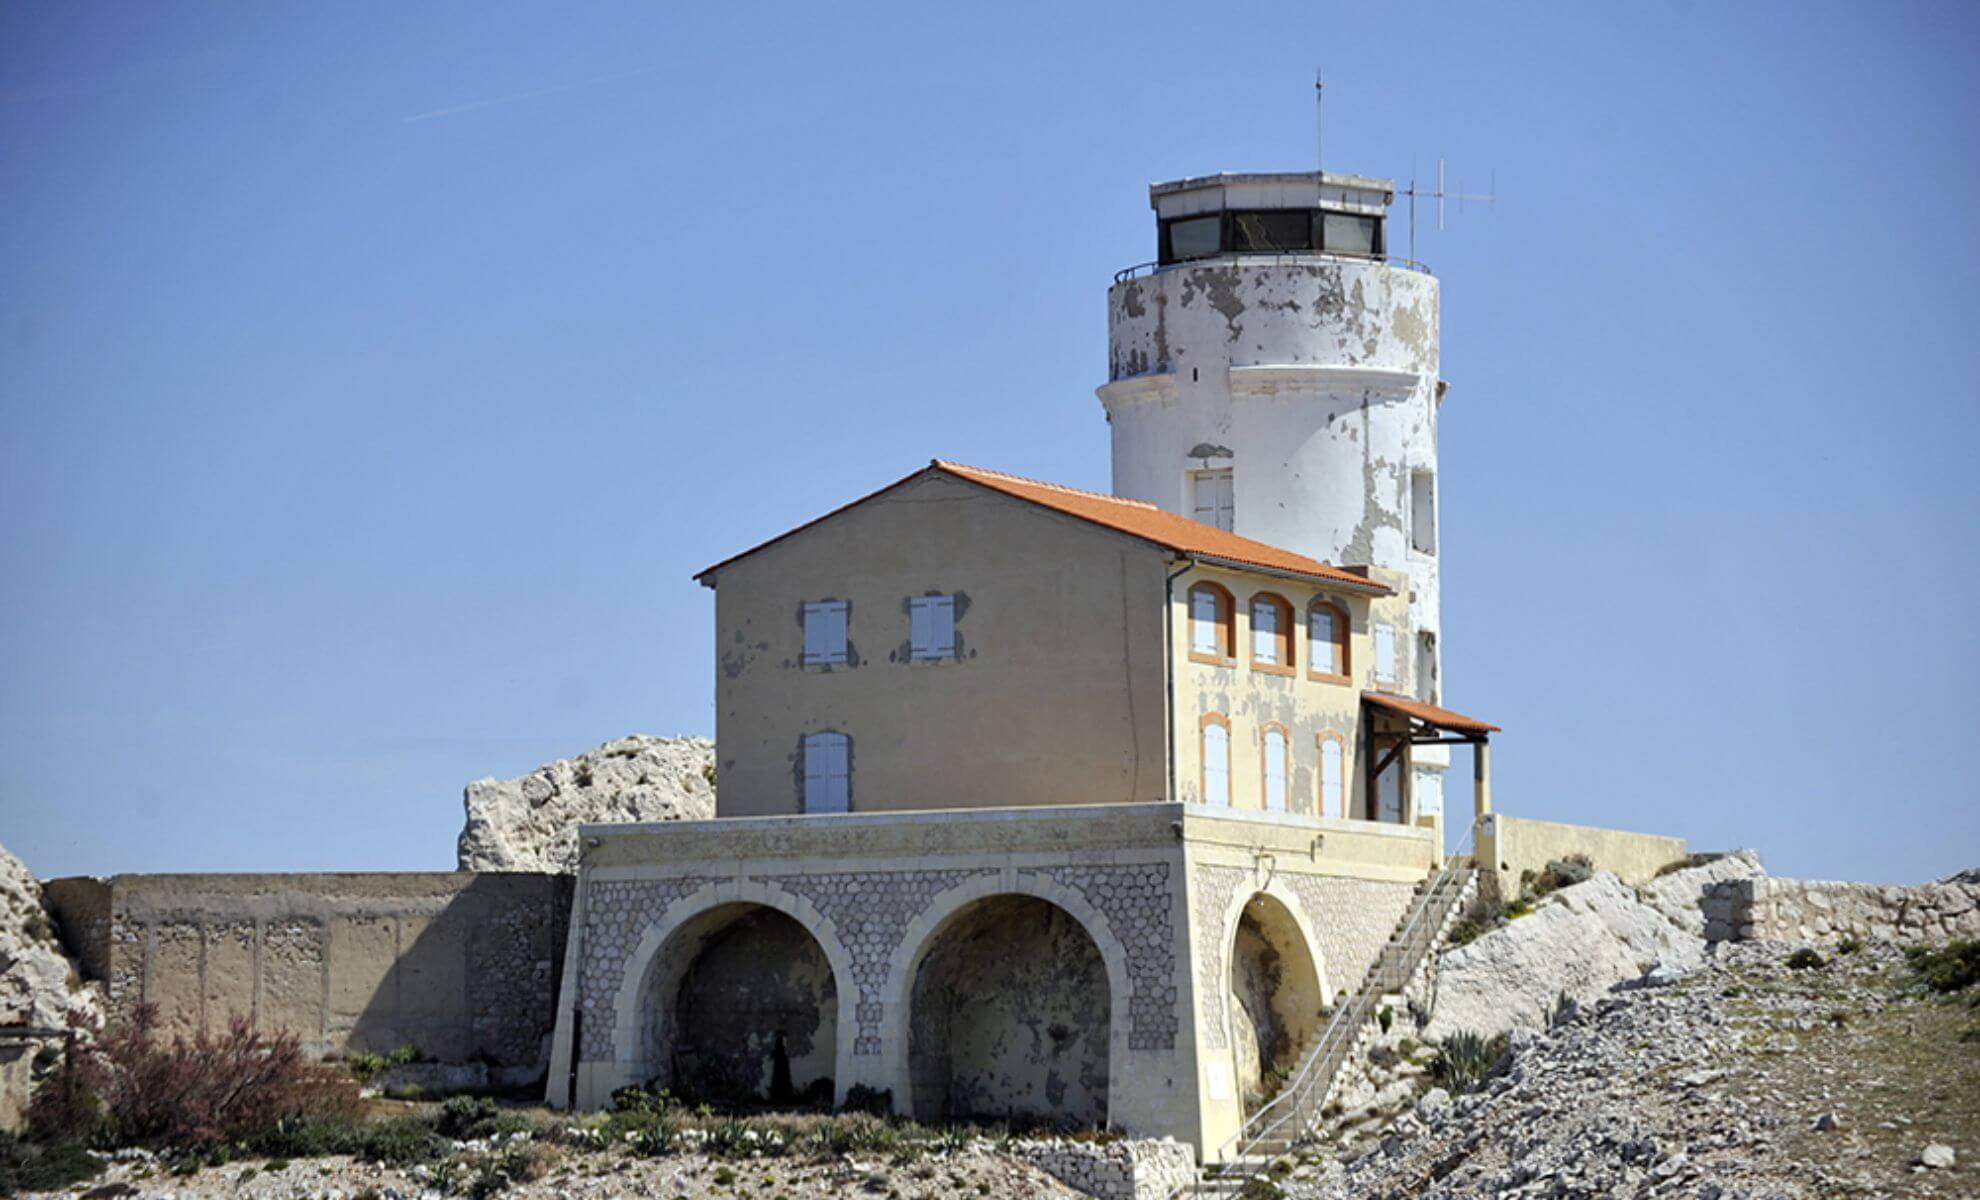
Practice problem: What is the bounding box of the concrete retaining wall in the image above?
[1704,876,1980,945]
[44,872,571,1082]
[1477,814,1686,903]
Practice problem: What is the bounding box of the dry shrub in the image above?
[28,1003,361,1151]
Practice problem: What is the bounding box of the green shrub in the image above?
[1786,948,1825,971]
[354,1118,451,1166]
[345,1052,387,1080]
[434,1096,527,1142]
[1501,898,1534,921]
[1430,1030,1506,1094]
[713,1164,736,1186]
[1236,1177,1285,1200]
[1446,917,1482,947]
[0,1132,102,1196]
[1905,940,1980,994]
[1376,1006,1393,1033]
[1528,855,1594,898]
[1836,936,1864,956]
[811,1113,897,1157]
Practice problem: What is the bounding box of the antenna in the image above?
[1314,68,1324,177]
[1400,158,1497,264]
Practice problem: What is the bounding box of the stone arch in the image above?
[610,877,858,1103]
[1216,880,1331,1116]
[883,872,1131,1127]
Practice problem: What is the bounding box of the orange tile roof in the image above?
[933,462,1391,593]
[1362,691,1500,734]
[696,460,1391,593]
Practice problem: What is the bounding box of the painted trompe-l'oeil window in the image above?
[802,732,850,814]
[1188,583,1234,663]
[1308,599,1349,682]
[1201,715,1231,807]
[1262,725,1289,812]
[1318,732,1346,819]
[909,595,956,660]
[1250,594,1294,673]
[1374,621,1399,686]
[802,600,849,666]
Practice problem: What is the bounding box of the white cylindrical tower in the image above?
[1100,170,1449,787]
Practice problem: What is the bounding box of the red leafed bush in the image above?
[28,1003,361,1150]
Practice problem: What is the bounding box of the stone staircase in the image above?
[1176,850,1477,1198]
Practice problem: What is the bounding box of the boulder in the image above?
[1638,850,1765,936]
[457,735,716,873]
[1425,872,1704,1041]
[0,839,98,1033]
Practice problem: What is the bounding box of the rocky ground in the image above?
[24,1133,1084,1200]
[1277,940,1976,1200]
[456,735,715,873]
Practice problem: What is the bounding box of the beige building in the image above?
[543,167,1611,1165]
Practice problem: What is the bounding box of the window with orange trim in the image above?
[1188,583,1235,664]
[1200,713,1231,807]
[1317,731,1346,818]
[1307,599,1350,682]
[1249,592,1294,675]
[1261,724,1289,812]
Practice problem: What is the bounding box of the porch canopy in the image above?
[1361,691,1499,825]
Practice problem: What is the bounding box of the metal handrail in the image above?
[1177,826,1477,1197]
[1113,251,1434,285]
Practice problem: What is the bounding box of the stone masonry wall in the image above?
[1008,1137,1197,1200]
[44,873,571,1081]
[1705,876,1980,945]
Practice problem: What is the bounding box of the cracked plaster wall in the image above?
[1103,261,1446,739]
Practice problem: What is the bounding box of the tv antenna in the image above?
[1401,157,1497,263]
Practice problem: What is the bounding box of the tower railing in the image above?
[1113,250,1433,285]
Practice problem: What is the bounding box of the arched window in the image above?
[801,732,850,814]
[1249,593,1294,674]
[1307,599,1350,683]
[1261,725,1289,812]
[1201,714,1231,807]
[1317,732,1346,819]
[1188,583,1235,664]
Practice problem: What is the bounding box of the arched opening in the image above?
[907,894,1110,1128]
[640,902,838,1106]
[1227,893,1324,1117]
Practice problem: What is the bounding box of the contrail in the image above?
[401,65,653,124]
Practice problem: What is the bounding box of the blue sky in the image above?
[3,2,1975,884]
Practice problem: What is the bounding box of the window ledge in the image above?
[1250,661,1296,678]
[1307,670,1351,686]
[1188,652,1237,668]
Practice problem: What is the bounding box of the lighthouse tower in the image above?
[1100,171,1451,808]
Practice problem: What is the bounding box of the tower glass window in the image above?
[802,600,849,666]
[909,595,956,660]
[801,732,850,814]
[1191,469,1234,531]
[1202,717,1231,807]
[1262,727,1288,812]
[1322,212,1380,257]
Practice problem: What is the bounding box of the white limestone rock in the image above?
[1638,850,1766,936]
[1426,872,1704,1041]
[0,839,98,1032]
[457,735,716,874]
